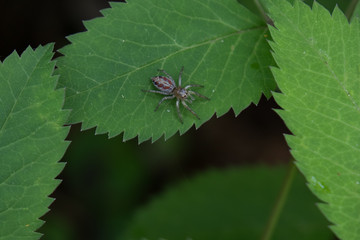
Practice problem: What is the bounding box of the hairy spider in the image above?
[142,66,209,123]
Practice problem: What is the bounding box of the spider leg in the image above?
[176,99,183,124]
[184,84,203,90]
[181,100,200,120]
[178,66,184,86]
[154,95,175,111]
[188,90,210,100]
[142,89,172,96]
[157,69,175,82]
[185,98,193,104]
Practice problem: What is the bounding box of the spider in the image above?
[142,66,210,123]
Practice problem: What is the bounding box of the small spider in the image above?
[142,66,210,123]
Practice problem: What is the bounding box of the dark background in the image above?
[0,0,346,239]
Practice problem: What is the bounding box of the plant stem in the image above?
[253,0,273,26]
[345,0,359,21]
[260,161,297,240]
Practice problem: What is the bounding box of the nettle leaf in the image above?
[57,0,275,143]
[268,1,360,239]
[0,45,69,239]
[122,167,332,240]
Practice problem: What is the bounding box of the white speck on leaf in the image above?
[311,176,324,188]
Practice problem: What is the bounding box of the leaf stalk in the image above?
[260,161,297,240]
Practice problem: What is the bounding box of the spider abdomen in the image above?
[151,76,175,93]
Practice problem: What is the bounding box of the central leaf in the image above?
[57,0,275,142]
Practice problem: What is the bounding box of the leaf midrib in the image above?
[64,25,267,100]
[274,3,360,113]
[0,51,47,135]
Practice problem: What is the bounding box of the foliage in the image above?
[0,0,359,239]
[0,45,69,239]
[269,1,360,239]
[122,167,332,240]
[56,0,275,143]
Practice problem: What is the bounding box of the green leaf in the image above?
[57,0,276,143]
[122,166,332,240]
[0,45,69,239]
[268,1,360,239]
